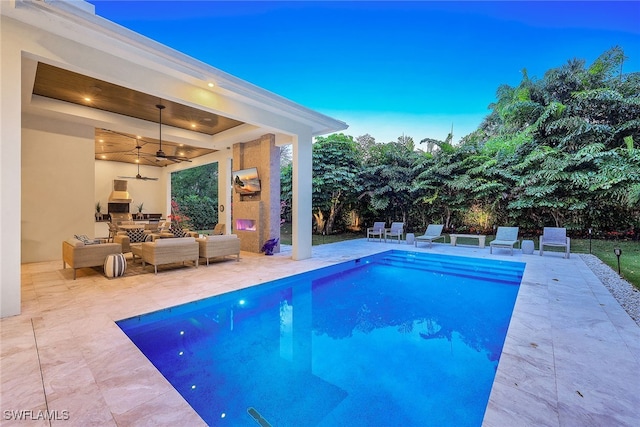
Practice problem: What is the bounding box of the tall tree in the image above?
[473,47,640,229]
[360,139,422,228]
[312,134,362,234]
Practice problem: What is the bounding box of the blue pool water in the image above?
[117,250,524,426]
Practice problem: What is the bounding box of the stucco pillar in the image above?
[291,133,313,260]
[221,155,233,234]
[1,36,22,317]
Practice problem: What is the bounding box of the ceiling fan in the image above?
[118,145,158,181]
[155,104,191,163]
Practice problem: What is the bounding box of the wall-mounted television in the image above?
[232,167,261,194]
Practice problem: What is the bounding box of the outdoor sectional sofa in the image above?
[62,238,122,279]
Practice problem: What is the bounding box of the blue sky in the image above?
[89,1,640,144]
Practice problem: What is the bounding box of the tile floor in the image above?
[1,239,639,426]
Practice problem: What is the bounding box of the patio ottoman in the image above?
[104,253,127,278]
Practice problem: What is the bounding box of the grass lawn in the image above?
[571,238,639,290]
[279,223,362,246]
[279,223,639,290]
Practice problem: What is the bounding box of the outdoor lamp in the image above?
[614,247,622,275]
[588,228,592,254]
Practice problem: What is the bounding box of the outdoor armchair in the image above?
[140,237,199,274]
[489,226,520,255]
[539,227,570,258]
[196,234,240,265]
[385,222,404,243]
[62,238,122,280]
[367,222,386,242]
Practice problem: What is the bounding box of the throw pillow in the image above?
[170,225,189,238]
[126,228,147,243]
[74,234,98,245]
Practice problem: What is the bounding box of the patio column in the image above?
[221,156,233,234]
[0,40,22,317]
[291,132,313,260]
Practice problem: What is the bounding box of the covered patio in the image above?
[1,0,347,318]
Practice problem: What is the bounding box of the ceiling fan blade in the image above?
[165,154,192,162]
[117,175,158,181]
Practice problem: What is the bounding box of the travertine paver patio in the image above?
[1,239,639,426]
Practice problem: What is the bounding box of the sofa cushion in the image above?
[204,235,238,242]
[170,225,190,238]
[66,238,85,247]
[154,236,196,246]
[74,234,99,245]
[126,228,149,243]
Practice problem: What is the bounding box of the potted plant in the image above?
[95,201,103,221]
[135,202,145,220]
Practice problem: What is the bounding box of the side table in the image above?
[406,233,415,245]
[521,240,535,255]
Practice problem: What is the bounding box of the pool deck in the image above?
[2,239,639,426]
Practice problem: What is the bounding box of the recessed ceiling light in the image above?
[99,139,104,143]
[101,155,106,159]
[84,97,91,102]
[191,124,196,128]
[208,82,214,88]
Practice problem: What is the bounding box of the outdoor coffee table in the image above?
[449,233,486,248]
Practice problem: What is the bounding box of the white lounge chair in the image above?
[490,226,519,255]
[385,222,404,243]
[367,222,385,242]
[415,224,445,248]
[539,227,570,258]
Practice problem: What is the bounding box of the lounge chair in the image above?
[489,226,520,255]
[385,222,404,243]
[367,222,385,242]
[539,227,570,258]
[415,224,445,248]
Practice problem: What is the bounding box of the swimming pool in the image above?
[117,250,524,426]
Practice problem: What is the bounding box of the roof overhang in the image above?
[9,0,347,151]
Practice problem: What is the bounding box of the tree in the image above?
[171,163,219,230]
[312,134,362,234]
[412,135,469,230]
[360,138,422,229]
[470,47,640,231]
[280,162,292,223]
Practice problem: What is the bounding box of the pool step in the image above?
[377,253,524,283]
